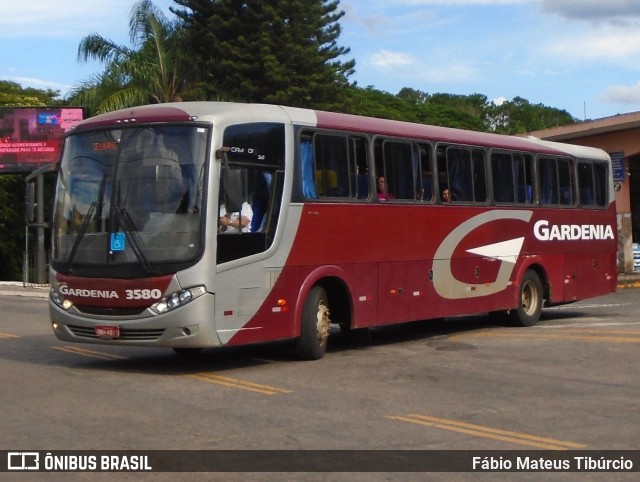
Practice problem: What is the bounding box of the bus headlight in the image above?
[50,288,74,311]
[151,286,206,314]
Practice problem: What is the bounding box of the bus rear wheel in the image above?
[295,285,330,360]
[510,269,543,327]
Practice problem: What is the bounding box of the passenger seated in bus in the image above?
[377,176,394,201]
[441,187,452,203]
[220,202,253,233]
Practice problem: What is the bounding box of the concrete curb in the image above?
[0,282,49,299]
[617,280,640,289]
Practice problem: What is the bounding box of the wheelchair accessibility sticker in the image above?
[110,232,126,252]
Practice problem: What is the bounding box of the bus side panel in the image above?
[223,262,379,346]
[569,250,617,301]
[378,259,504,324]
[225,202,617,346]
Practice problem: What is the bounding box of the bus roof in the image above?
[517,135,610,161]
[75,102,609,161]
[313,109,609,160]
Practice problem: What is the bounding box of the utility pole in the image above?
[35,173,46,284]
[25,163,56,285]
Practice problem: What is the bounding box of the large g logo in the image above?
[433,210,533,299]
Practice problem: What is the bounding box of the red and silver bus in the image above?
[49,102,617,359]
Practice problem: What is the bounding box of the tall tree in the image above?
[172,0,355,109]
[69,0,193,114]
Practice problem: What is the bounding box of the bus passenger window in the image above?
[492,152,532,204]
[515,154,533,204]
[538,157,573,206]
[593,163,608,206]
[314,134,351,197]
[375,139,426,202]
[578,161,608,207]
[492,152,515,203]
[578,162,593,206]
[538,157,558,205]
[383,141,414,200]
[443,146,486,203]
[558,159,573,205]
[301,132,360,199]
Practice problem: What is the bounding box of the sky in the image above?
[2,0,640,121]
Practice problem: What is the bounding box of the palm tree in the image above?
[70,0,192,113]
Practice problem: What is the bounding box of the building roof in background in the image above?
[527,111,640,142]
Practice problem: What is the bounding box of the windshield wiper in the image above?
[66,202,97,272]
[113,207,156,274]
[95,173,108,231]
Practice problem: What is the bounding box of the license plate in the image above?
[95,325,120,338]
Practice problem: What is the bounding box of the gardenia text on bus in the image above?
[534,220,614,241]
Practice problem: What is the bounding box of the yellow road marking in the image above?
[561,328,640,336]
[50,347,290,395]
[51,345,127,360]
[452,330,640,343]
[187,372,291,395]
[0,331,19,339]
[389,414,586,450]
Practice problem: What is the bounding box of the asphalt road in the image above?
[0,288,639,481]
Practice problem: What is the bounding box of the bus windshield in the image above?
[52,125,209,276]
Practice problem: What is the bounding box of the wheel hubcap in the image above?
[522,281,537,316]
[316,302,330,347]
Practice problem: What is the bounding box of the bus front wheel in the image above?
[295,285,330,360]
[510,269,543,327]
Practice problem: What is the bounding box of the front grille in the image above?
[67,324,165,341]
[75,305,148,317]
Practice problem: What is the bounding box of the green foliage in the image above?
[344,87,486,132]
[171,0,355,109]
[0,175,25,280]
[487,96,576,134]
[343,86,575,134]
[0,80,61,106]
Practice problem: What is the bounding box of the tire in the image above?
[509,269,543,327]
[295,285,330,360]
